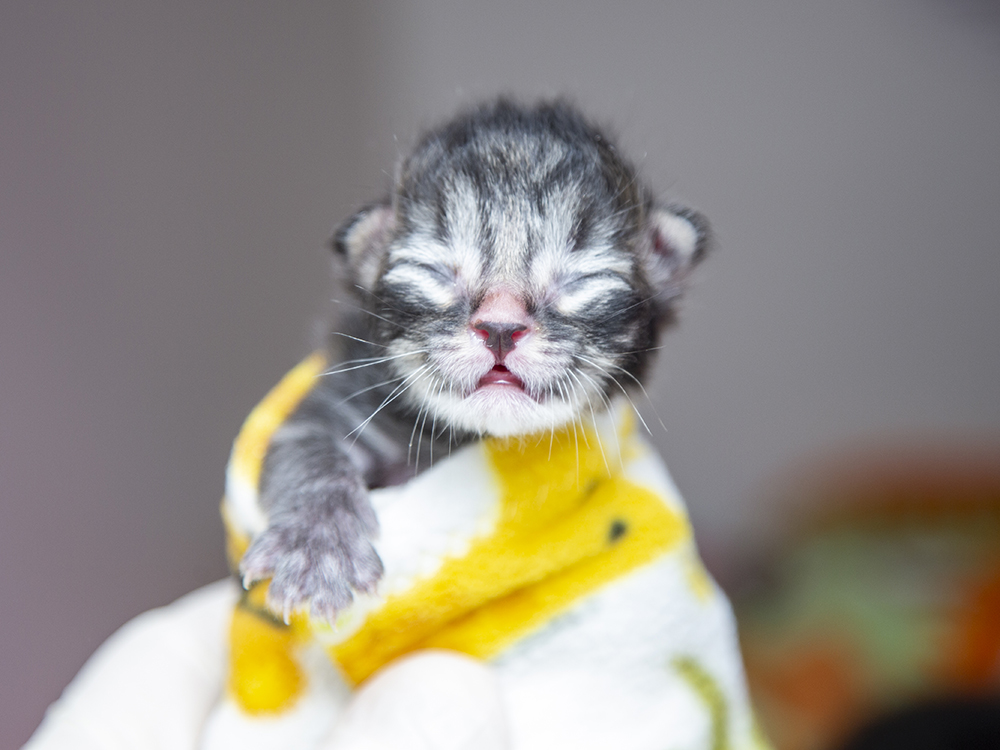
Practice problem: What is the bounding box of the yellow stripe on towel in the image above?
[229,352,327,493]
[331,427,689,684]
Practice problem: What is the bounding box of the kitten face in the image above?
[336,101,707,438]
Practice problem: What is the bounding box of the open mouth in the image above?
[476,364,526,390]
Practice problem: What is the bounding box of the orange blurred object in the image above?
[736,440,1000,750]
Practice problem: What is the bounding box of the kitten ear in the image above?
[643,204,710,307]
[331,201,396,292]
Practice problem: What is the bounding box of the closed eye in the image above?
[382,261,459,305]
[556,273,631,315]
[388,260,458,282]
[560,272,630,295]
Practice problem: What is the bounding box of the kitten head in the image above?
[333,100,708,438]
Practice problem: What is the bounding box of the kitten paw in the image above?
[240,508,384,623]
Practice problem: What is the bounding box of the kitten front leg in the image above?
[240,393,384,622]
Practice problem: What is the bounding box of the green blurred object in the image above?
[735,443,1000,750]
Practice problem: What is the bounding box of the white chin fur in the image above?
[432,386,586,438]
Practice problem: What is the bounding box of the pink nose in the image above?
[472,290,531,362]
[473,320,527,361]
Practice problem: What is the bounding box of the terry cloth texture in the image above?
[211,355,769,750]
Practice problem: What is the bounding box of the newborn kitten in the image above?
[239,99,708,622]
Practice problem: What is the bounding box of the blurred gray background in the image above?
[2,0,999,745]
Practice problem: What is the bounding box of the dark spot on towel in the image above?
[609,519,628,542]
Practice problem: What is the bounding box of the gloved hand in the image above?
[24,581,508,750]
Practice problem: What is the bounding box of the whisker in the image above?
[576,354,653,436]
[323,349,429,377]
[558,379,581,483]
[447,383,456,457]
[547,384,556,460]
[353,285,410,317]
[329,298,405,330]
[428,380,446,469]
[564,372,593,451]
[415,387,433,472]
[579,354,666,435]
[618,343,666,356]
[595,282,686,324]
[337,373,408,405]
[407,386,429,466]
[567,369,609,474]
[327,330,388,348]
[576,369,624,470]
[346,364,429,444]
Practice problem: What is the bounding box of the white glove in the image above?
[24,581,508,750]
